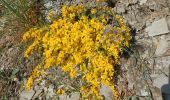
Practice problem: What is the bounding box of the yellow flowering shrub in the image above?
[23,4,131,99]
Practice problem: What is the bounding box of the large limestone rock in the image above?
[146,18,169,36]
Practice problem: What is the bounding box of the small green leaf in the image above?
[12,69,19,76]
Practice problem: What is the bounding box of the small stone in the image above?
[69,92,80,100]
[59,95,68,100]
[44,1,53,9]
[32,85,43,99]
[0,47,20,69]
[139,0,147,5]
[146,18,169,36]
[45,85,55,99]
[140,90,149,96]
[20,89,35,100]
[0,17,6,31]
[100,85,113,100]
[116,4,126,14]
[0,35,14,48]
[155,39,169,56]
[129,0,138,4]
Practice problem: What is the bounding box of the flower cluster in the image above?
[23,4,131,99]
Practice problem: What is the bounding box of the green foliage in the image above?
[0,0,40,27]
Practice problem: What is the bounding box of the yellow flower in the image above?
[91,8,97,14]
[47,10,55,20]
[26,76,34,90]
[56,89,65,95]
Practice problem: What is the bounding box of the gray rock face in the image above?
[146,18,169,36]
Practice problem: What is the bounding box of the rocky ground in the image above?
[115,0,170,99]
[0,0,170,99]
[102,0,170,99]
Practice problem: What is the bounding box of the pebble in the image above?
[100,85,113,100]
[20,89,35,100]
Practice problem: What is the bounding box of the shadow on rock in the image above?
[161,65,170,100]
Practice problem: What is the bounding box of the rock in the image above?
[43,0,62,23]
[139,0,147,5]
[0,17,6,31]
[0,47,20,69]
[140,90,149,96]
[147,1,158,11]
[155,95,163,100]
[128,0,138,4]
[146,18,169,36]
[59,95,68,100]
[69,92,80,100]
[116,3,126,14]
[154,57,170,77]
[168,0,170,8]
[155,39,169,56]
[45,85,55,99]
[150,87,163,100]
[0,35,14,48]
[131,96,139,100]
[167,16,170,30]
[20,89,35,100]
[100,85,113,100]
[32,85,43,99]
[118,0,129,6]
[138,97,152,100]
[167,34,170,42]
[44,0,53,9]
[152,73,168,89]
[154,56,170,79]
[135,80,149,96]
